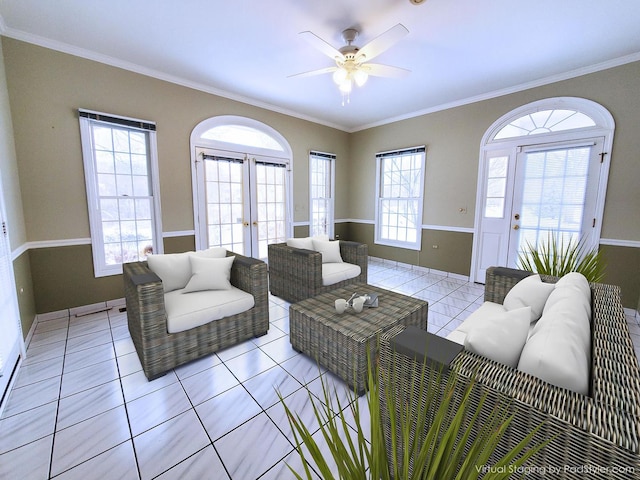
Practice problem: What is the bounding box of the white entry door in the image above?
[195,148,289,260]
[0,179,24,402]
[474,138,605,282]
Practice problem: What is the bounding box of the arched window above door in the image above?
[191,115,291,158]
[485,97,614,144]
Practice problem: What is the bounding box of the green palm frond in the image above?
[517,232,606,283]
[278,348,548,479]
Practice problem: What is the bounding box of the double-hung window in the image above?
[309,151,335,237]
[79,109,163,277]
[375,146,426,250]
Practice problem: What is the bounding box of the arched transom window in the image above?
[200,125,285,152]
[494,109,596,140]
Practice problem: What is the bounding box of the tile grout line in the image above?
[109,308,144,480]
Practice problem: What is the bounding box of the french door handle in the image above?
[513,225,520,230]
[514,213,520,220]
[252,221,258,226]
[243,221,249,227]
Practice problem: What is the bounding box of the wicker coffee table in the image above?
[289,283,428,394]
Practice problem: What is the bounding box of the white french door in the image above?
[507,140,603,266]
[474,138,605,281]
[0,178,24,403]
[194,148,289,260]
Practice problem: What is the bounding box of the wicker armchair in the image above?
[379,267,640,479]
[267,240,368,303]
[123,252,269,380]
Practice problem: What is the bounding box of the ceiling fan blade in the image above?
[288,66,338,79]
[299,31,343,60]
[362,63,411,78]
[356,23,409,62]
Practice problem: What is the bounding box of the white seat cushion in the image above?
[164,287,255,333]
[445,329,467,346]
[321,263,361,286]
[456,301,506,334]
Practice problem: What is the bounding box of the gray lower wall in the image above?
[341,222,473,276]
[28,235,197,314]
[23,227,640,314]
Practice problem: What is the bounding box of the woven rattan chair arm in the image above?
[339,241,368,266]
[129,271,162,286]
[123,261,168,344]
[228,252,268,300]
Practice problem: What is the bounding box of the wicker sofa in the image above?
[123,251,269,380]
[267,240,368,303]
[380,266,640,478]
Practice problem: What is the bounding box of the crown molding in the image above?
[4,21,639,134]
[0,26,348,132]
[350,51,640,132]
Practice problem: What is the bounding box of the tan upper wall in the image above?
[2,37,350,242]
[3,36,640,245]
[349,61,640,241]
[0,39,27,250]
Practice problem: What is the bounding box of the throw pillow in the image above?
[147,252,193,293]
[463,306,531,368]
[503,274,555,323]
[182,256,235,293]
[312,239,343,263]
[286,237,314,250]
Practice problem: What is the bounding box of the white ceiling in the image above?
[1,0,640,132]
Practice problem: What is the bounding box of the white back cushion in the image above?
[464,306,531,368]
[312,239,343,263]
[147,252,192,293]
[503,274,555,322]
[286,237,314,250]
[518,272,592,395]
[192,247,227,259]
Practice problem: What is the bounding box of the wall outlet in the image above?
[432,245,439,249]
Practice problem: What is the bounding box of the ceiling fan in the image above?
[290,23,410,102]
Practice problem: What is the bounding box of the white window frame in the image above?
[374,146,426,250]
[309,151,335,238]
[79,109,163,277]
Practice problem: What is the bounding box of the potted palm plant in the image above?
[517,232,606,283]
[279,349,547,479]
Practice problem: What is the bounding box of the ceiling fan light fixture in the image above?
[332,67,348,85]
[339,78,352,93]
[353,69,368,87]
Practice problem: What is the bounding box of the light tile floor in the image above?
[1,258,639,479]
